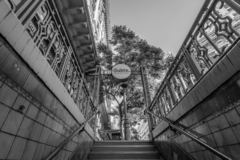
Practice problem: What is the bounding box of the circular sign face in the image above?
[112,64,131,81]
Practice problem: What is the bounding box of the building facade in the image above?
[86,0,111,47]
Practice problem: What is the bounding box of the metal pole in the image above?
[45,111,99,160]
[145,110,232,160]
[123,86,131,140]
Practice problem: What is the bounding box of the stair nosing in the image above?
[92,145,155,147]
[89,151,159,154]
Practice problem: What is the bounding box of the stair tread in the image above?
[94,142,153,146]
[92,145,155,147]
[94,140,152,142]
[89,141,162,160]
[90,151,159,154]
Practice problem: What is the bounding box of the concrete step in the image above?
[92,145,157,152]
[88,151,161,159]
[93,140,153,146]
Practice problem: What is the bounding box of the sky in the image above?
[109,0,205,55]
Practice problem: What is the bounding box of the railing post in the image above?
[181,46,201,79]
[166,82,176,105]
[93,66,101,140]
[199,28,222,55]
[140,66,153,139]
[123,85,131,140]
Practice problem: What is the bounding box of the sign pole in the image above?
[121,83,131,140]
[111,64,132,140]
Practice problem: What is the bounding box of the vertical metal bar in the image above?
[181,46,201,79]
[22,0,47,25]
[191,37,212,68]
[199,28,222,55]
[221,0,240,14]
[76,77,83,107]
[166,82,176,105]
[123,87,130,140]
[159,96,166,116]
[96,67,101,106]
[45,32,58,59]
[94,67,101,140]
[174,71,185,97]
[59,48,72,83]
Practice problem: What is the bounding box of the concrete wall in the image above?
[153,42,240,160]
[0,37,93,160]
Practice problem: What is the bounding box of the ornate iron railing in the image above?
[7,0,99,121]
[148,0,240,126]
[145,110,232,160]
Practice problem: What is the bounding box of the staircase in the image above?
[87,141,163,160]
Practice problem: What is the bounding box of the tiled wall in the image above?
[0,37,93,159]
[154,136,194,160]
[0,0,88,125]
[154,71,240,160]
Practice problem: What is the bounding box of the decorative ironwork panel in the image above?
[154,102,161,125]
[187,1,240,77]
[170,74,184,102]
[202,1,240,53]
[176,57,197,92]
[148,0,240,131]
[11,0,96,119]
[212,2,240,42]
[158,96,166,117]
[8,0,32,13]
[152,104,160,126]
[156,99,163,117]
[159,95,169,116]
[161,88,172,113]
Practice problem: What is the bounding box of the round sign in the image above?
[112,64,131,82]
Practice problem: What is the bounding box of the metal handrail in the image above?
[145,109,232,160]
[45,110,99,160]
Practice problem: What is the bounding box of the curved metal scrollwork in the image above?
[149,0,240,122]
[20,0,95,119]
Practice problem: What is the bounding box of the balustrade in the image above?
[149,0,240,124]
[6,0,98,120]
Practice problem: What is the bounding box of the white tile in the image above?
[14,30,31,55]
[0,103,10,128]
[0,84,18,107]
[0,1,11,23]
[17,117,34,138]
[6,22,24,45]
[0,11,18,37]
[21,140,37,160]
[7,137,27,159]
[20,39,35,61]
[2,109,24,134]
[12,95,30,114]
[0,132,15,159]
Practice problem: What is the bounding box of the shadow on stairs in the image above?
[87,140,164,160]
